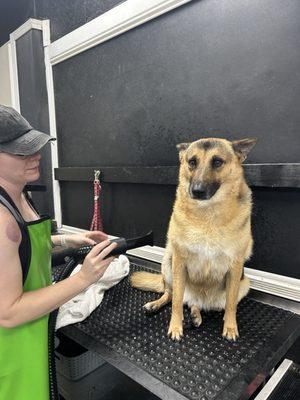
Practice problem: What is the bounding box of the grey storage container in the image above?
[55,334,109,400]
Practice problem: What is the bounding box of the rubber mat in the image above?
[59,263,300,400]
[267,363,300,400]
[52,264,65,282]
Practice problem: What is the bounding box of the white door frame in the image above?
[8,18,62,227]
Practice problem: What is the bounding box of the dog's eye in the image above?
[188,157,197,168]
[212,157,224,169]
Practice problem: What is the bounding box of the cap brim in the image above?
[0,129,56,156]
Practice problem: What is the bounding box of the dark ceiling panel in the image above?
[0,0,34,46]
[0,0,126,46]
[35,0,125,42]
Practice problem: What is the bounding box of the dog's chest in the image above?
[182,237,232,283]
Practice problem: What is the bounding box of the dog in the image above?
[130,137,257,341]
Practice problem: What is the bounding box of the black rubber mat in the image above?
[52,264,65,282]
[267,363,300,400]
[60,263,300,400]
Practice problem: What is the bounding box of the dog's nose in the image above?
[190,181,221,200]
[191,183,207,199]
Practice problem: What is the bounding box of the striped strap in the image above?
[0,194,25,225]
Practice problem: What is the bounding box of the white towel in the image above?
[55,255,130,330]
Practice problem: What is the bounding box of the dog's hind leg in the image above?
[237,277,250,302]
[190,305,202,327]
[144,291,171,312]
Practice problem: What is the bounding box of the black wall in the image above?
[35,0,125,42]
[1,0,299,278]
[54,0,300,166]
[0,0,34,46]
[0,0,125,46]
[51,0,300,279]
[0,0,126,215]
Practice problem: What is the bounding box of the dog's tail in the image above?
[130,271,164,293]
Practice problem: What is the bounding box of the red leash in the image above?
[90,170,103,231]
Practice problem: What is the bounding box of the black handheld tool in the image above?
[73,231,154,263]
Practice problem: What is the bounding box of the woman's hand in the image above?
[64,231,108,248]
[77,240,118,286]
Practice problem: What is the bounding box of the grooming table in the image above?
[54,260,300,400]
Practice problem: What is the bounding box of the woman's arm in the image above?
[0,208,116,328]
[51,230,108,248]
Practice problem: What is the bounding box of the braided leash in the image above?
[90,170,103,231]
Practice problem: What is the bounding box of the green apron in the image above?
[0,216,52,400]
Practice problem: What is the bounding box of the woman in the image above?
[0,105,117,400]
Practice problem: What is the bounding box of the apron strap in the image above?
[0,191,31,285]
[0,194,25,225]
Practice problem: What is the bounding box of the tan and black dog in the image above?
[130,137,257,341]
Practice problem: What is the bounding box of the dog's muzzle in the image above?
[189,181,220,200]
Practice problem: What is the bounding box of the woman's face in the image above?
[0,151,41,186]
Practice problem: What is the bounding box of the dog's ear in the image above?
[176,143,190,161]
[232,138,257,162]
[176,143,190,152]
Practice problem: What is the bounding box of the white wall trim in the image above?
[42,20,62,228]
[10,18,43,41]
[244,268,300,303]
[49,0,192,65]
[8,19,45,112]
[8,37,20,112]
[8,18,62,227]
[6,43,15,107]
[61,224,300,303]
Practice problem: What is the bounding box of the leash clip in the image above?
[94,169,101,182]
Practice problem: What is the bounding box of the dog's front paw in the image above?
[168,320,183,341]
[222,320,239,341]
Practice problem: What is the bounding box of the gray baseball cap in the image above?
[0,105,56,156]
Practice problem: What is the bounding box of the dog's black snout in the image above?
[191,183,207,200]
[190,181,220,200]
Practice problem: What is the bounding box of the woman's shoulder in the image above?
[0,203,15,219]
[0,205,22,243]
